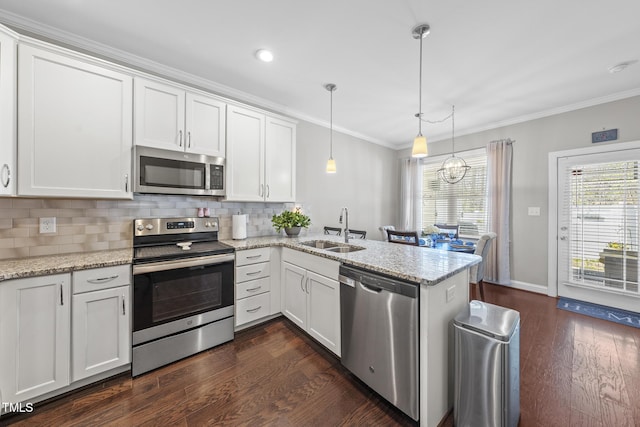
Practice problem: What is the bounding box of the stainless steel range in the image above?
[132,217,235,376]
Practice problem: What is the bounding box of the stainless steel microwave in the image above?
[134,146,225,196]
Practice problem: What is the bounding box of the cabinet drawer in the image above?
[236,247,271,266]
[236,262,270,283]
[235,292,271,326]
[236,276,270,300]
[73,265,131,294]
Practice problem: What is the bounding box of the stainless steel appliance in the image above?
[339,265,419,421]
[453,300,520,427]
[134,146,225,196]
[132,217,234,376]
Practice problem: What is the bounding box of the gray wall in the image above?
[398,95,640,291]
[296,120,399,240]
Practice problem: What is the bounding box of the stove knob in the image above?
[205,221,211,227]
[145,224,154,230]
[136,224,145,232]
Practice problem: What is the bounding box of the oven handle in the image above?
[133,253,235,275]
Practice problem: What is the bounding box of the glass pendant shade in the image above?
[437,156,470,184]
[412,135,428,158]
[326,158,336,173]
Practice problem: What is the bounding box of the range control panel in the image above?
[134,217,220,236]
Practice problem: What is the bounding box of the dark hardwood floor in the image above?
[2,283,639,426]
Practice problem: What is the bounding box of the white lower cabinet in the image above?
[235,247,273,328]
[0,265,131,407]
[0,274,71,403]
[71,265,131,382]
[281,248,341,356]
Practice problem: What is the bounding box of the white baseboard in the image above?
[501,280,548,295]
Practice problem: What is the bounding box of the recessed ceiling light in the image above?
[608,60,637,74]
[255,49,274,62]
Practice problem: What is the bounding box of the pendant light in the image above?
[325,83,337,173]
[411,23,430,158]
[437,105,470,183]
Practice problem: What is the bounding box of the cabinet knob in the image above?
[1,164,10,188]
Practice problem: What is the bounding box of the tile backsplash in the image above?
[0,195,306,260]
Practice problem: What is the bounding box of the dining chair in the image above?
[435,223,459,239]
[387,230,420,246]
[379,225,395,241]
[348,229,367,239]
[324,226,341,236]
[469,232,497,301]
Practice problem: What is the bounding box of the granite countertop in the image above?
[0,234,480,287]
[0,248,132,281]
[221,234,481,286]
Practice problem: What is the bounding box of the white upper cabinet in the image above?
[0,26,17,196]
[17,43,133,199]
[134,77,226,157]
[226,105,296,202]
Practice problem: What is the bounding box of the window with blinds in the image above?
[421,148,487,237]
[564,160,639,293]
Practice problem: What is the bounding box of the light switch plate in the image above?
[39,217,56,233]
[446,286,455,302]
[528,207,541,216]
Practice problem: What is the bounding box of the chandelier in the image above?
[437,105,470,184]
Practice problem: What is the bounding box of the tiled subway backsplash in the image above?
[0,195,305,260]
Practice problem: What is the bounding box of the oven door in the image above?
[132,254,234,344]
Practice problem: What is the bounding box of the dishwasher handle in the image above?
[339,265,418,299]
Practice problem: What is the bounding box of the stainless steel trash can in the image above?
[453,300,520,427]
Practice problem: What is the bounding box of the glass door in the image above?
[557,149,640,312]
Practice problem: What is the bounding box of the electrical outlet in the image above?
[528,207,541,216]
[446,286,455,302]
[39,217,57,234]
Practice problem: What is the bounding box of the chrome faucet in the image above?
[339,207,349,243]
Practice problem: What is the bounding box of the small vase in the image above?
[431,233,439,248]
[284,226,301,237]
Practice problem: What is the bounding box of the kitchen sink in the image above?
[299,240,365,253]
[325,245,365,253]
[299,240,342,249]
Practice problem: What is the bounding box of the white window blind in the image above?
[562,160,639,294]
[421,148,487,237]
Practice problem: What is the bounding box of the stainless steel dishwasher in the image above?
[339,264,419,421]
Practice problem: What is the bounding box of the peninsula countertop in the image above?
[221,233,481,286]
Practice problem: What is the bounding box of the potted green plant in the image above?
[271,209,311,237]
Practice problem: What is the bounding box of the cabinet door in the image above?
[265,116,296,202]
[0,274,70,402]
[281,262,307,329]
[72,285,131,381]
[134,77,185,151]
[185,92,226,157]
[18,44,133,198]
[0,28,16,196]
[306,271,341,356]
[226,105,265,201]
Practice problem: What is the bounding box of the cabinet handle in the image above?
[125,174,129,192]
[246,306,262,313]
[266,185,270,198]
[179,130,183,147]
[122,295,126,315]
[1,164,10,188]
[259,184,264,197]
[60,284,64,306]
[246,270,262,276]
[87,275,119,284]
[305,277,310,293]
[246,254,262,259]
[300,277,305,293]
[187,131,191,148]
[246,286,262,292]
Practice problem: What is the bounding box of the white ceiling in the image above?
[1,0,639,150]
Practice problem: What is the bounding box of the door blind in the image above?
[561,159,639,294]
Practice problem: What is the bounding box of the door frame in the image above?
[548,139,640,298]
